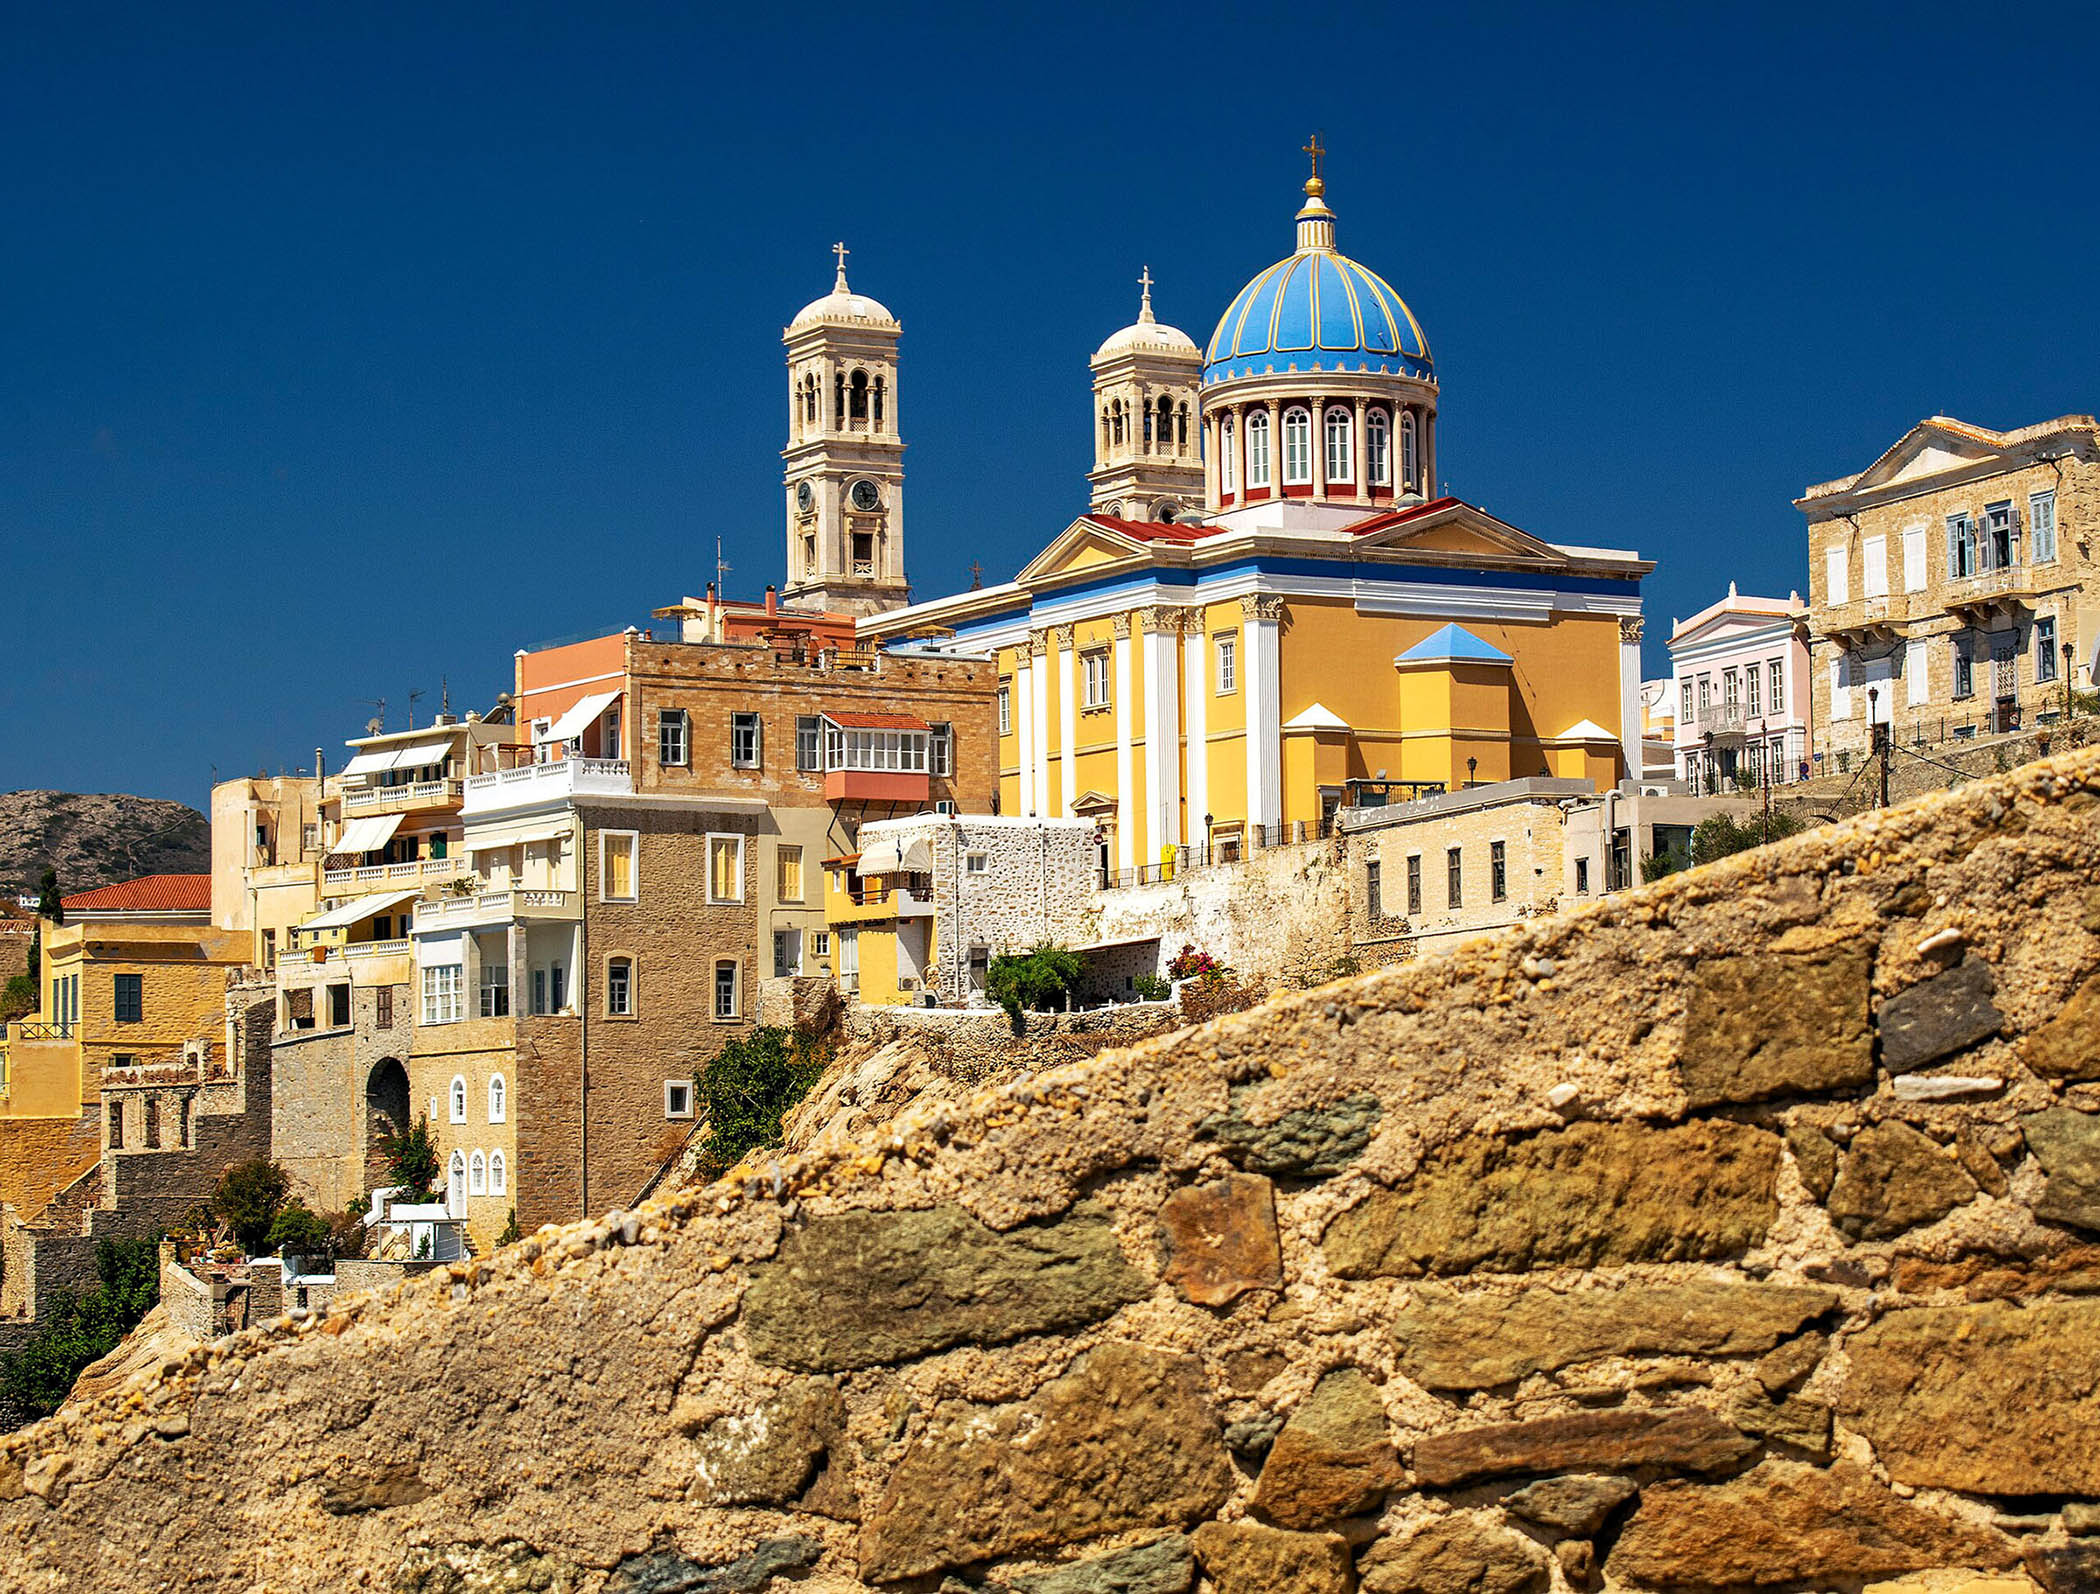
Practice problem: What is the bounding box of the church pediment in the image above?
[1345,500,1570,569]
[1848,420,2011,493]
[1015,516,1172,585]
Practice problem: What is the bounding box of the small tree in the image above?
[987,944,1083,1031]
[0,1236,160,1420]
[36,868,62,927]
[264,1199,333,1261]
[693,1026,831,1179]
[210,1159,291,1256]
[375,1113,441,1203]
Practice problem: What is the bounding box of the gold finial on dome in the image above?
[1294,135,1336,251]
[1302,132,1326,198]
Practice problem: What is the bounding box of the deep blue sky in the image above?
[7,4,2096,806]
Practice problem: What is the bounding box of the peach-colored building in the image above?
[1667,584,1813,791]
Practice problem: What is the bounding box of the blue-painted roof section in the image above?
[1396,623,1514,665]
[1205,247,1433,384]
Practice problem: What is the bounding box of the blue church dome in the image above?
[1204,178,1432,384]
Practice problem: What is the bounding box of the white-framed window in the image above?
[1215,632,1237,694]
[1323,406,1353,482]
[1908,638,1930,706]
[1768,658,1784,707]
[448,1073,468,1124]
[424,966,464,1027]
[490,1150,506,1196]
[1947,514,1978,580]
[1245,410,1271,488]
[1903,523,1928,592]
[1745,662,1762,717]
[730,711,762,769]
[657,708,689,767]
[1825,543,1849,605]
[479,958,508,1018]
[599,830,637,903]
[1680,678,1693,725]
[665,1079,695,1119]
[1831,657,1854,719]
[997,683,1012,735]
[777,844,805,903]
[448,1151,466,1215]
[469,1150,487,1196]
[773,929,803,978]
[1401,411,1418,490]
[1862,534,1888,599]
[807,927,831,959]
[1082,650,1110,709]
[2032,490,2059,563]
[796,715,822,771]
[1220,417,1236,493]
[707,834,744,904]
[488,1074,506,1124]
[2038,615,2060,682]
[1723,668,1740,711]
[1282,407,1312,484]
[606,955,634,1016]
[964,850,989,875]
[1366,408,1391,486]
[930,721,953,777]
[824,724,931,771]
[713,960,740,1020]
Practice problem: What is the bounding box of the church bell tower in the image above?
[781,244,911,617]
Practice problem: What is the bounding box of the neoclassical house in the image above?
[857,155,1650,873]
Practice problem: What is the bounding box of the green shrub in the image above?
[375,1113,440,1204]
[1688,811,1803,864]
[496,1209,520,1247]
[264,1199,333,1260]
[988,944,1082,1031]
[694,1027,831,1179]
[210,1159,290,1256]
[0,1236,159,1420]
[1132,973,1171,1001]
[0,974,34,1024]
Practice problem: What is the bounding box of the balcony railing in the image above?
[343,778,462,813]
[411,890,574,932]
[462,758,631,813]
[1944,566,2043,614]
[6,1020,73,1042]
[321,855,465,891]
[344,938,411,959]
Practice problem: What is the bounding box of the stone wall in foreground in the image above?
[5,753,2100,1592]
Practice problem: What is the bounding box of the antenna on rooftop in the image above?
[715,536,733,594]
[440,676,450,715]
[407,686,425,730]
[359,698,387,736]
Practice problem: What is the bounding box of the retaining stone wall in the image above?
[8,753,2100,1591]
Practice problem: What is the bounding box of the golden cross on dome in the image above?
[1302,132,1325,181]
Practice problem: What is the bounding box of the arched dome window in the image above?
[469,1150,487,1197]
[447,1151,466,1216]
[1401,411,1420,492]
[801,374,818,430]
[1100,406,1111,453]
[1142,402,1153,449]
[1282,407,1312,485]
[833,371,846,428]
[1220,417,1237,493]
[1324,407,1353,484]
[1246,411,1272,489]
[1366,409,1391,486]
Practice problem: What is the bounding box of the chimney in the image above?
[765,584,778,617]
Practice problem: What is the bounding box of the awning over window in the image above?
[343,736,454,775]
[298,888,420,933]
[466,817,574,852]
[329,814,404,856]
[855,836,934,875]
[536,690,620,746]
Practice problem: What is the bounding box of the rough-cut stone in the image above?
[1878,958,2005,1070]
[1786,1119,1838,1199]
[606,1536,823,1594]
[1731,1392,1833,1460]
[1500,1474,1637,1536]
[1680,945,1873,1108]
[1190,1522,1353,1594]
[1753,1330,1826,1394]
[1843,1299,2100,1493]
[1893,1246,2100,1299]
[1324,1121,1781,1278]
[1554,1540,1593,1588]
[1891,1072,2003,1101]
[744,1203,1148,1371]
[2064,1502,2100,1535]
[2021,971,2100,1081]
[1825,1120,1978,1240]
[1158,1173,1283,1306]
[1251,1367,1404,1528]
[2022,1108,2100,1231]
[1389,1280,1836,1390]
[2029,1543,2100,1594]
[1199,1088,1382,1177]
[1359,1514,1549,1594]
[1008,1535,1195,1594]
[858,1343,1231,1581]
[1411,1406,1756,1487]
[316,1462,430,1515]
[1608,1462,2014,1588]
[690,1377,851,1517]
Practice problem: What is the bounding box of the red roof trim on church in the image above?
[60,874,212,913]
[1082,515,1216,543]
[1336,495,1465,536]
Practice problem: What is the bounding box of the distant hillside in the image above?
[0,791,210,899]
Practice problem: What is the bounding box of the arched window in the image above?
[1366,408,1391,486]
[1100,406,1111,452]
[469,1150,487,1197]
[1401,411,1419,491]
[449,1075,467,1124]
[490,1150,507,1197]
[1177,403,1190,454]
[834,371,845,428]
[1246,411,1272,488]
[1220,417,1237,493]
[1142,402,1153,449]
[1156,395,1174,455]
[802,374,818,428]
[447,1151,466,1216]
[873,374,885,429]
[1111,399,1125,447]
[848,369,869,424]
[1282,407,1312,484]
[1324,406,1353,483]
[488,1074,506,1124]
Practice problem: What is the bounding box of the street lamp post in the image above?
[2064,640,2076,721]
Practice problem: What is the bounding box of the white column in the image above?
[1056,628,1078,817]
[1113,618,1136,873]
[1617,616,1645,781]
[1183,614,1209,847]
[1311,396,1327,498]
[1202,413,1219,508]
[1242,597,1283,838]
[1030,640,1051,818]
[1015,656,1036,817]
[1142,612,1182,854]
[1352,396,1369,504]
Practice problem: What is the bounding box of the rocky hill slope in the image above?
[0,791,209,897]
[5,753,2100,1592]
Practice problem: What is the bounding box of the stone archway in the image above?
[363,1058,410,1195]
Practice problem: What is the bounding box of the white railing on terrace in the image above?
[343,778,461,812]
[322,855,464,890]
[411,890,573,931]
[462,758,631,812]
[344,938,410,958]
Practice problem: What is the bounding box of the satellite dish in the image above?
[365,717,384,736]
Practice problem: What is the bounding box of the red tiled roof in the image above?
[1084,515,1216,543]
[823,712,931,731]
[1336,495,1465,536]
[60,874,212,913]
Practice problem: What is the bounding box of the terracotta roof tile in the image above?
[59,874,212,913]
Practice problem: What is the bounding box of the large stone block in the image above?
[1324,1121,1781,1279]
[1842,1299,2100,1493]
[1825,1121,1978,1240]
[1199,1088,1382,1178]
[1680,945,1873,1107]
[1500,1474,1637,1536]
[2020,971,2100,1081]
[857,1343,1231,1581]
[690,1377,852,1518]
[1411,1406,1756,1487]
[1250,1368,1404,1528]
[2022,1108,2100,1231]
[1877,959,2005,1071]
[1190,1522,1354,1594]
[1607,1461,2013,1588]
[1008,1535,1194,1594]
[1158,1173,1282,1307]
[1390,1280,1836,1390]
[1358,1515,1549,1594]
[743,1203,1149,1371]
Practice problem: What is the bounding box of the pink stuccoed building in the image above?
[1668,584,1814,792]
